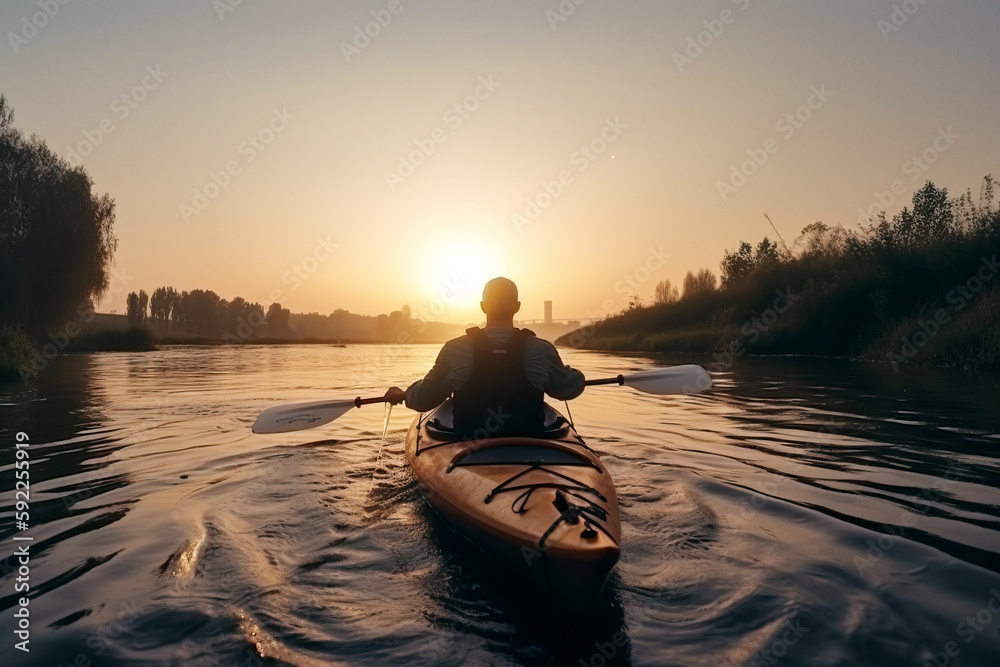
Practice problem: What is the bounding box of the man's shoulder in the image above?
[442,333,475,351]
[524,334,558,355]
[449,326,485,344]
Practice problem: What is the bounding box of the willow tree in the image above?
[0,94,117,333]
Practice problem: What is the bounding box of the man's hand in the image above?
[384,386,407,405]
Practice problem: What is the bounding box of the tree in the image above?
[682,269,717,297]
[0,96,117,332]
[654,279,679,305]
[754,237,781,269]
[626,294,644,312]
[164,287,179,324]
[150,286,179,324]
[720,238,782,288]
[223,296,264,337]
[908,180,954,243]
[173,291,190,331]
[720,241,754,288]
[126,292,142,325]
[793,222,847,258]
[954,175,1000,237]
[0,94,13,128]
[853,181,963,255]
[265,302,291,338]
[181,289,223,335]
[138,289,148,325]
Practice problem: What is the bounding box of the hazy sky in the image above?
[3,0,998,323]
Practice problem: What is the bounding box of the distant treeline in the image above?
[122,288,466,344]
[124,287,287,340]
[559,177,1000,372]
[290,307,466,343]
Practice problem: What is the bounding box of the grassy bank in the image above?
[1,326,156,382]
[67,328,157,352]
[154,335,353,346]
[558,178,1000,373]
[0,325,34,380]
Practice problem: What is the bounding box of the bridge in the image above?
[515,318,596,326]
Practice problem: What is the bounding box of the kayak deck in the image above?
[405,400,621,606]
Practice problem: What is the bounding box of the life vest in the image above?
[452,327,545,437]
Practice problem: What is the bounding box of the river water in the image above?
[1,345,999,666]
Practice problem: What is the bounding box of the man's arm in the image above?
[403,340,463,411]
[526,339,585,400]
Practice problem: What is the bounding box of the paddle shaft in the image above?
[362,368,684,404]
[584,375,624,387]
[365,372,664,401]
[355,395,391,407]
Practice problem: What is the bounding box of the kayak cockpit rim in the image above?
[446,441,600,473]
[414,400,585,456]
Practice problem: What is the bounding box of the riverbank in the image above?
[557,272,999,373]
[559,178,999,373]
[558,247,999,374]
[155,335,352,346]
[1,327,158,381]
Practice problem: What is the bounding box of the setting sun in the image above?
[415,236,503,320]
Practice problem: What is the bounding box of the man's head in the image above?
[481,277,520,320]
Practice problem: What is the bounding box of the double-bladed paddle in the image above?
[251,364,712,434]
[583,363,712,394]
[252,395,388,434]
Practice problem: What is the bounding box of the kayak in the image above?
[405,398,621,606]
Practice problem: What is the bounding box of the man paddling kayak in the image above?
[385,277,585,437]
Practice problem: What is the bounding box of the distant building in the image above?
[544,300,552,325]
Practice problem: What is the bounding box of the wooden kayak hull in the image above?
[405,401,621,606]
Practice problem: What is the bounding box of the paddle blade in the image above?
[622,364,712,395]
[252,398,357,434]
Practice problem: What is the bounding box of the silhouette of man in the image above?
[385,277,584,436]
